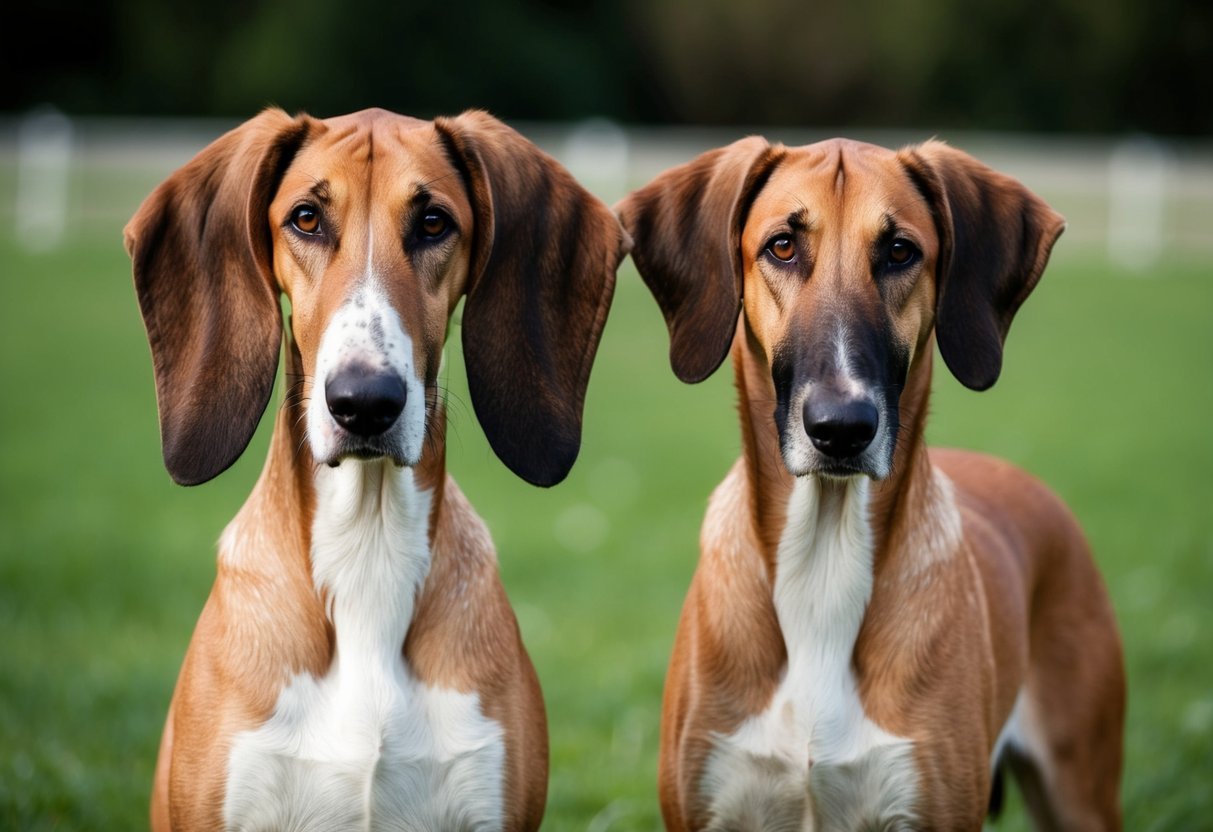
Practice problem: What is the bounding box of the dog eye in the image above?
[290,205,322,236]
[419,209,451,240]
[767,236,796,263]
[888,239,918,268]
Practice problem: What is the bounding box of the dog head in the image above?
[127,107,629,487]
[617,137,1064,479]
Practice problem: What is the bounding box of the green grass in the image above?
[1,221,1210,831]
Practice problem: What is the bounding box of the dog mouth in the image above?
[781,448,883,481]
[806,457,874,479]
[322,440,411,468]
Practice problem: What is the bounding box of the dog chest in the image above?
[698,476,921,830]
[223,463,507,830]
[223,667,507,832]
[700,693,918,831]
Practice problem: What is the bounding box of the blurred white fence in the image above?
[2,112,1210,271]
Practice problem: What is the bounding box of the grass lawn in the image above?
[1,217,1210,828]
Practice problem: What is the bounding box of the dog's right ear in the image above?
[125,108,311,486]
[616,137,781,383]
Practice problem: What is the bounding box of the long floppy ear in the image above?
[434,111,629,488]
[615,137,782,384]
[901,140,1066,391]
[124,108,310,485]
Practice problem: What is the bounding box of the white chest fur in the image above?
[701,477,919,831]
[223,463,506,832]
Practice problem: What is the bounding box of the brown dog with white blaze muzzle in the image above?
[126,107,628,831]
[617,137,1124,831]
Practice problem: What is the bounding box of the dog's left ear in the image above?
[901,141,1066,391]
[435,111,629,487]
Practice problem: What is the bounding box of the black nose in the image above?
[325,366,407,437]
[804,396,879,458]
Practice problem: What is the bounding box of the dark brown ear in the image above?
[901,140,1066,391]
[124,108,310,485]
[615,137,782,384]
[434,110,629,488]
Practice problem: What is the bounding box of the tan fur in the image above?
[619,138,1124,831]
[129,107,627,830]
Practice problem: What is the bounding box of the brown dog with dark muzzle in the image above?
[617,137,1124,831]
[127,107,629,831]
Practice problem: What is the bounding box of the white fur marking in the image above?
[780,380,818,476]
[701,477,919,831]
[833,326,866,401]
[990,689,1025,781]
[991,687,1052,789]
[901,467,964,580]
[224,463,506,831]
[366,225,375,280]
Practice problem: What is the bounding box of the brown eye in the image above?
[290,205,321,235]
[768,236,796,263]
[888,239,918,267]
[420,210,449,240]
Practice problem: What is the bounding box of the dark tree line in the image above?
[5,0,1210,135]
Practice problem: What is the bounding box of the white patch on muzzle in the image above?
[306,282,427,466]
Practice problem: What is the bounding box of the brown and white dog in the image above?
[126,107,628,831]
[617,138,1124,830]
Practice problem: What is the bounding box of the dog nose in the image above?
[804,397,879,458]
[325,366,407,437]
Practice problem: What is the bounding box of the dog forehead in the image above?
[749,139,930,229]
[280,112,464,206]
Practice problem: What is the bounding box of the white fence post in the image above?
[16,107,74,253]
[562,118,630,205]
[1106,136,1171,272]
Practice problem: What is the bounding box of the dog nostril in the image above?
[325,367,407,437]
[804,398,879,458]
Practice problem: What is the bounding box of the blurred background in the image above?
[6,0,1212,133]
[1,0,1210,829]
